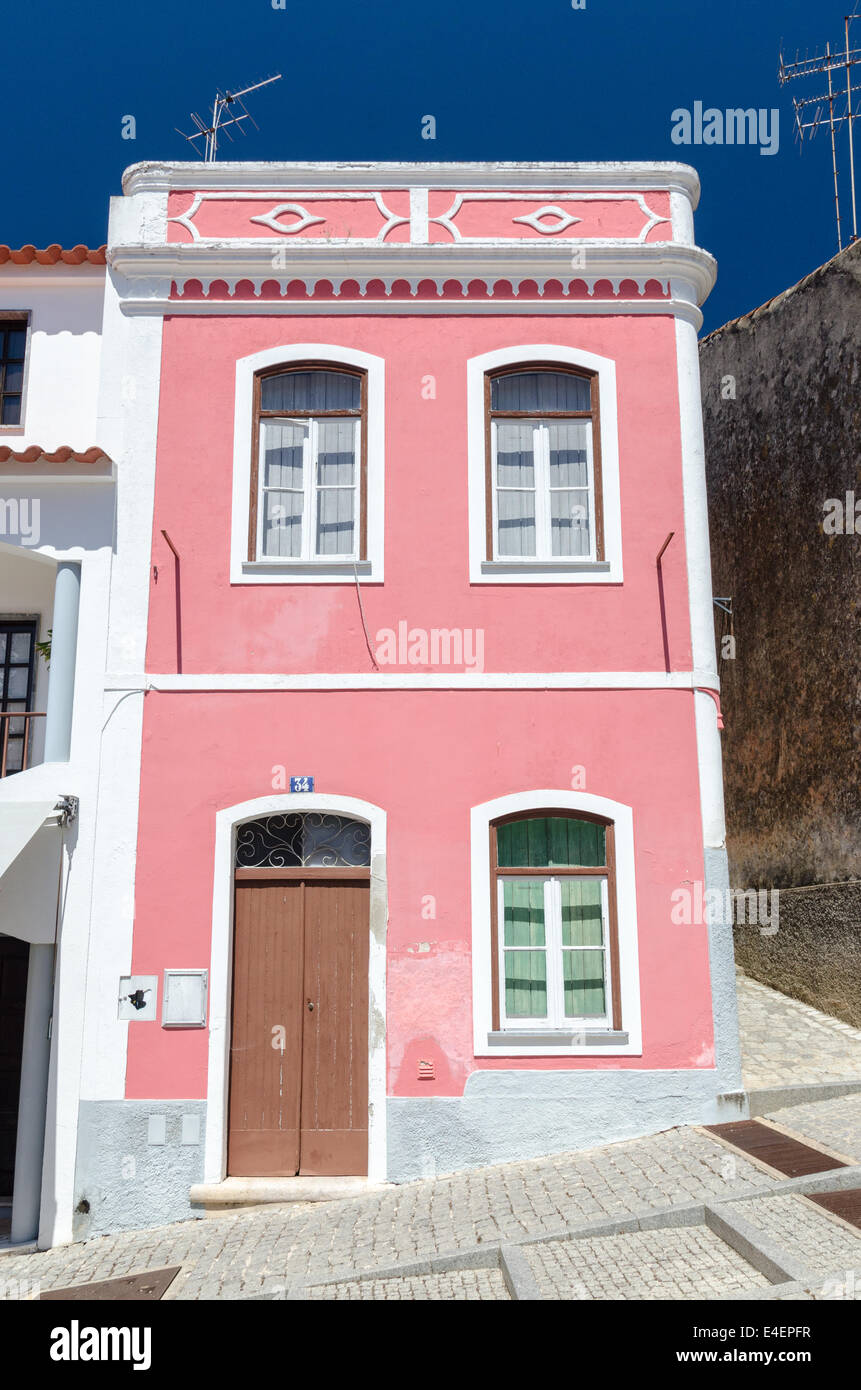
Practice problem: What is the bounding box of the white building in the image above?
[0,243,111,1249]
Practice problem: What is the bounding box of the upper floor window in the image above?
[487,366,603,564]
[0,318,28,427]
[249,365,367,563]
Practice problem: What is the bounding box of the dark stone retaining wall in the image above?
[733,881,861,1029]
[699,242,860,891]
[701,245,860,1023]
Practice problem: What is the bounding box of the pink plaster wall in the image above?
[126,293,714,1105]
[146,313,692,676]
[126,688,714,1100]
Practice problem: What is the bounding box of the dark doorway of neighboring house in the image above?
[0,935,29,1238]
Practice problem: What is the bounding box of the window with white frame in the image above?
[250,366,366,562]
[491,812,620,1032]
[487,368,603,563]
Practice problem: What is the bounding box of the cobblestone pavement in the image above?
[523,1227,769,1300]
[763,1093,861,1163]
[0,1128,774,1300]
[306,1269,510,1300]
[737,973,861,1090]
[2,1098,861,1301]
[731,1191,861,1268]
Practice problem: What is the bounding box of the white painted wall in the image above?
[0,269,104,451]
[0,469,115,1247]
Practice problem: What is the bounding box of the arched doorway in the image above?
[228,812,371,1177]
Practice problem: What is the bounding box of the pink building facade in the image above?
[65,161,742,1237]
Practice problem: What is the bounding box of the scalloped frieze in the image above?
[168,274,671,301]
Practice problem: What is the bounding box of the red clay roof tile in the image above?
[0,245,106,266]
[0,445,111,464]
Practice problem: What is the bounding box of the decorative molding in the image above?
[109,242,715,320]
[105,671,713,691]
[166,189,669,246]
[511,206,582,235]
[122,160,702,208]
[118,295,706,329]
[167,190,409,245]
[433,192,669,244]
[248,203,326,235]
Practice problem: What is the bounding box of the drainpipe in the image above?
[10,943,54,1243]
[44,561,81,763]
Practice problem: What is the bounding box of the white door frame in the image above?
[204,792,388,1184]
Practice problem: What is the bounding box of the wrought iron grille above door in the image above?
[235,813,371,869]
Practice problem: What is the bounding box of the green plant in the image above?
[35,629,52,668]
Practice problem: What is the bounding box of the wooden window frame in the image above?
[489,809,622,1032]
[248,362,368,563]
[484,363,604,563]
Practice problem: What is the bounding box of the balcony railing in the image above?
[0,711,46,778]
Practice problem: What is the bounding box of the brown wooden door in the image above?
[0,936,29,1199]
[228,876,369,1178]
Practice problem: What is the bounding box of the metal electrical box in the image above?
[162,969,208,1027]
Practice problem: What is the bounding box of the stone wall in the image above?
[700,242,861,890]
[734,881,861,1029]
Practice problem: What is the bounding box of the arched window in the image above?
[248,364,367,562]
[235,812,371,869]
[490,810,620,1031]
[486,365,603,563]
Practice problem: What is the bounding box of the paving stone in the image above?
[523,1228,769,1300]
[738,974,861,1091]
[729,1191,861,1268]
[762,1093,861,1163]
[305,1269,510,1300]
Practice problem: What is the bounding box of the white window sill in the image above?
[475,559,619,585]
[236,559,379,585]
[487,1029,629,1048]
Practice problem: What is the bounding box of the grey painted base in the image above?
[386,1069,748,1182]
[75,1072,748,1234]
[704,845,745,1093]
[74,1101,206,1240]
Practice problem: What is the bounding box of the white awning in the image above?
[0,800,58,883]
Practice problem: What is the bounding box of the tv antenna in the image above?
[176,74,282,162]
[779,15,860,249]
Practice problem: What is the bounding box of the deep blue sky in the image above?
[4,0,857,332]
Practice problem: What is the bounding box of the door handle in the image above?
[307,1000,314,1011]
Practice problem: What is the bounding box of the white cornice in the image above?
[108,241,715,310]
[122,160,702,206]
[117,297,705,328]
